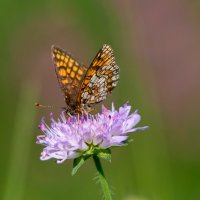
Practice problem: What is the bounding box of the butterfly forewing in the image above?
[90,44,115,67]
[52,46,88,107]
[78,44,119,105]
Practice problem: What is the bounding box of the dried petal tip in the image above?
[37,103,148,163]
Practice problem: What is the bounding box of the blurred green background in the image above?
[1,0,200,199]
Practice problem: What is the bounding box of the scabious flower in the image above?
[37,103,148,164]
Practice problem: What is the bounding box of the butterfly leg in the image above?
[77,113,81,126]
[66,112,73,118]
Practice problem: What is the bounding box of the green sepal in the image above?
[72,155,90,176]
[96,148,111,162]
[127,138,133,143]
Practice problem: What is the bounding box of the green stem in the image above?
[93,156,112,200]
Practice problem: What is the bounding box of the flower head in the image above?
[37,103,148,163]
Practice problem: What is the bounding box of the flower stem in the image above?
[93,155,112,200]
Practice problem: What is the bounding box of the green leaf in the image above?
[72,155,90,176]
[97,148,111,162]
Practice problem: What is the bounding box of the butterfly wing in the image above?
[78,44,119,106]
[52,46,88,108]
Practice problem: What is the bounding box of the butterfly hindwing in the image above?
[78,44,119,105]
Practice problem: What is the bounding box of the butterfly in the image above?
[52,44,119,115]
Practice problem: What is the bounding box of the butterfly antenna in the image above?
[35,102,54,109]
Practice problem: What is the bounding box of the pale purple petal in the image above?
[110,135,128,146]
[127,126,149,133]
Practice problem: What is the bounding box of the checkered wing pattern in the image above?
[52,46,88,107]
[78,44,119,106]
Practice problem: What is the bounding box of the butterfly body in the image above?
[52,44,119,115]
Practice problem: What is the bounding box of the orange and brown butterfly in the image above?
[51,44,119,115]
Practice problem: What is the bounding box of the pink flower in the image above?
[37,103,148,163]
